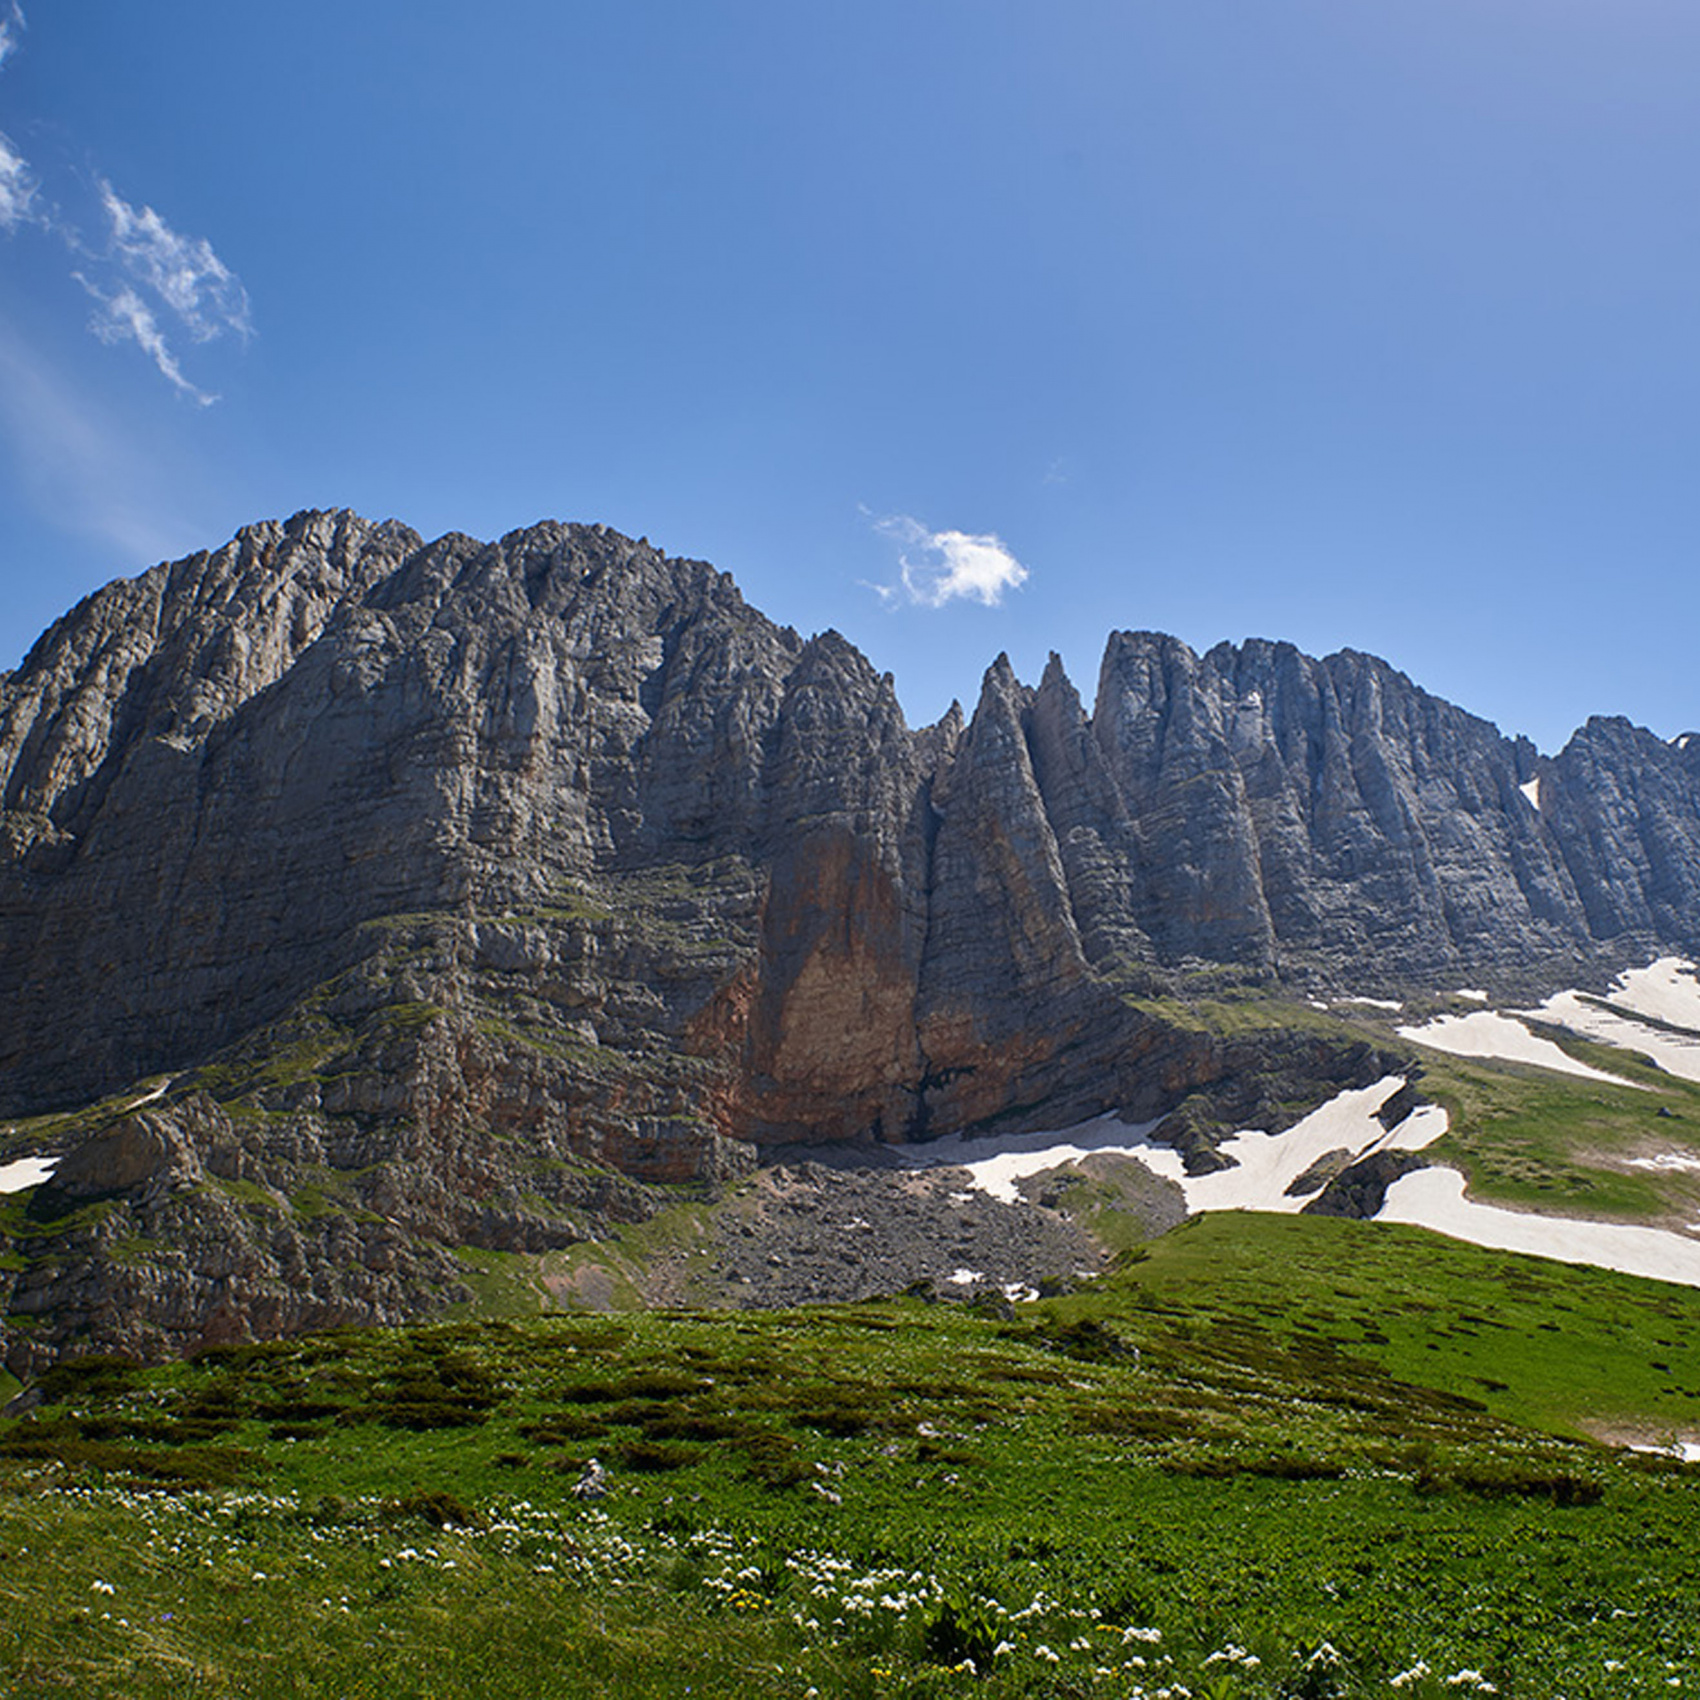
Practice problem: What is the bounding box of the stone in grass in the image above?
[571,1457,610,1499]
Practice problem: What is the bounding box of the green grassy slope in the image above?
[1414,1038,1700,1219]
[1072,1211,1700,1441]
[3,1228,1699,1699]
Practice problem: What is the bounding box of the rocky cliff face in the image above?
[3,509,1697,1367]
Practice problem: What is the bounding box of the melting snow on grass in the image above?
[891,965,1700,1292]
[1182,1077,1443,1215]
[1523,989,1700,1084]
[912,1079,1446,1217]
[1628,1153,1700,1173]
[928,1058,1700,1288]
[1413,958,1700,1085]
[1604,957,1700,1032]
[1395,1010,1634,1085]
[898,1117,1172,1202]
[1378,1168,1700,1287]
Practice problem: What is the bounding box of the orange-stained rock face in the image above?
[735,825,923,1143]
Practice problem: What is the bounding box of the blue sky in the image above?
[2,2,1698,753]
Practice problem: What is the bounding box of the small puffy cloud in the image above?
[870,512,1030,609]
[77,275,215,406]
[98,179,251,344]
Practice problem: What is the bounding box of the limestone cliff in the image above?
[3,510,1697,1367]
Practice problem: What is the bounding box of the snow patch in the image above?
[1519,777,1541,812]
[1339,996,1404,1013]
[898,1115,1178,1204]
[1183,1077,1415,1215]
[0,1156,55,1194]
[1628,1439,1700,1462]
[915,1081,1449,1218]
[1378,1168,1700,1288]
[897,1073,1700,1292]
[1396,1010,1635,1085]
[1453,989,1489,1003]
[884,1045,1700,1292]
[1605,958,1700,1034]
[1525,989,1700,1085]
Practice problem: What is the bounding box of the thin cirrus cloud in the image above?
[72,182,253,405]
[0,8,251,404]
[0,127,31,229]
[98,179,251,347]
[0,4,34,229]
[75,277,207,404]
[868,513,1031,609]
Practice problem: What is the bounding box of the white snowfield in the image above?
[1395,1009,1635,1085]
[1605,957,1700,1031]
[929,1076,1700,1289]
[898,1081,1413,1209]
[0,1156,56,1194]
[916,957,1700,1291]
[1181,1077,1444,1215]
[1379,1168,1700,1287]
[897,1081,1444,1214]
[1524,989,1700,1085]
[1397,958,1700,1088]
[897,960,1700,1290]
[898,1116,1169,1204]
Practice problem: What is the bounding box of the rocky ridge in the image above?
[3,510,1698,1370]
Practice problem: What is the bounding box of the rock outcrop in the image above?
[3,509,1698,1366]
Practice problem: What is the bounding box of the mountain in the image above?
[2,509,1698,1371]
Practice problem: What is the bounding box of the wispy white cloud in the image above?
[0,12,251,398]
[0,129,32,228]
[0,4,36,230]
[76,274,216,406]
[0,4,21,73]
[98,179,251,345]
[867,512,1030,609]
